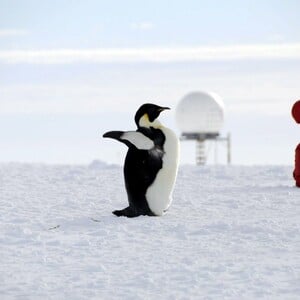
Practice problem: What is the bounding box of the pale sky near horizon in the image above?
[0,0,299,165]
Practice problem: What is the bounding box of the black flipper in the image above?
[103,131,123,139]
[103,131,134,148]
[103,130,155,150]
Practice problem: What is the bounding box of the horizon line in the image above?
[1,43,300,64]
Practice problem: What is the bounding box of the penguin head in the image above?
[135,103,170,128]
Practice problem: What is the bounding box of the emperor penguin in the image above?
[103,103,180,217]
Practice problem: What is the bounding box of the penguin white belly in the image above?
[146,127,180,216]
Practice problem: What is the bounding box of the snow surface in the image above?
[1,162,300,299]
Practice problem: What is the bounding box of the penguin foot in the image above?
[112,207,140,218]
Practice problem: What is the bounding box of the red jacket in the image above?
[292,101,300,187]
[294,144,300,187]
[292,100,300,124]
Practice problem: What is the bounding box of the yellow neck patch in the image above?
[139,113,162,129]
[139,114,151,128]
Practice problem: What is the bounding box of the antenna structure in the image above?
[176,91,231,165]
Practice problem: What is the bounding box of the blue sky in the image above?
[1,0,300,47]
[0,0,299,165]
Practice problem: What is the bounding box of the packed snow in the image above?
[1,162,299,299]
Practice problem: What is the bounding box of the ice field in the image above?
[1,162,300,299]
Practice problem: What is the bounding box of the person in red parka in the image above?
[291,100,300,187]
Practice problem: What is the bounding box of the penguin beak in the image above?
[158,107,170,112]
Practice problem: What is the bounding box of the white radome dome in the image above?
[176,91,224,134]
